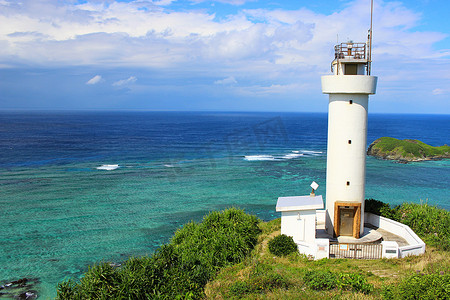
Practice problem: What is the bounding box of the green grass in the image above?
[368,137,449,161]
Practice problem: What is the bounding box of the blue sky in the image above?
[0,0,449,113]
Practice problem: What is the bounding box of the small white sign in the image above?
[339,244,349,251]
[310,181,319,190]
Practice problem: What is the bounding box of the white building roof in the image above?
[276,195,324,212]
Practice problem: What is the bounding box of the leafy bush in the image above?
[365,198,399,219]
[303,270,373,294]
[268,234,298,257]
[56,208,261,299]
[365,199,450,251]
[172,207,261,280]
[304,269,337,290]
[338,272,373,294]
[395,203,450,251]
[382,271,450,299]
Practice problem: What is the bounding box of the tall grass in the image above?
[56,208,261,299]
[365,199,450,251]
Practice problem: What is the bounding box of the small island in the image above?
[367,137,450,162]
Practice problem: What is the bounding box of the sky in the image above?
[0,0,449,113]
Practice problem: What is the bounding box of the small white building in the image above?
[276,195,323,244]
[276,195,327,258]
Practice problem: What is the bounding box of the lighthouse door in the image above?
[339,207,354,236]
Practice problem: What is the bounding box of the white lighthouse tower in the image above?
[321,38,377,238]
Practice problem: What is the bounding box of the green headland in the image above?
[367,137,450,162]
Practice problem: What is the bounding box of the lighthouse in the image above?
[321,40,377,238]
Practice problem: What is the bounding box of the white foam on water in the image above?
[300,150,323,156]
[244,155,275,161]
[244,150,323,161]
[96,164,119,171]
[282,153,304,159]
[164,164,174,168]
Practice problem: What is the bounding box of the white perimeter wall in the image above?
[365,212,426,257]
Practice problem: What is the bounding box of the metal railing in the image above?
[329,242,382,259]
[334,42,367,60]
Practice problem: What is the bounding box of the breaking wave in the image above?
[96,164,119,171]
[244,150,323,161]
[244,155,276,161]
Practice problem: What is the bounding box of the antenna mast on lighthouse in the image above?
[368,0,374,75]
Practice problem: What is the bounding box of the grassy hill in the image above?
[206,216,449,299]
[367,137,449,162]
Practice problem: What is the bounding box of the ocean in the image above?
[0,111,449,298]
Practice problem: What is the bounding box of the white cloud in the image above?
[153,0,177,5]
[1,0,446,71]
[86,75,102,85]
[0,0,449,110]
[214,76,237,85]
[432,88,445,95]
[189,0,254,5]
[113,76,137,86]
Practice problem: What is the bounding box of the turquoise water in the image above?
[0,112,448,298]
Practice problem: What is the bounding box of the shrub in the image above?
[365,198,399,219]
[268,234,298,257]
[304,269,337,290]
[396,203,450,251]
[365,199,450,251]
[338,272,373,294]
[382,271,450,299]
[56,263,122,299]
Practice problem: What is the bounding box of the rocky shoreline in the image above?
[367,137,450,163]
[0,278,38,299]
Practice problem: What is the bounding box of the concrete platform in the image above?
[316,226,382,244]
[337,227,382,244]
[316,223,409,247]
[367,224,409,247]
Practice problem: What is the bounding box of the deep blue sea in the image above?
[0,111,449,298]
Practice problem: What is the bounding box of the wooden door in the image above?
[339,208,354,236]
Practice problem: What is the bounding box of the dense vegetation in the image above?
[382,271,450,300]
[56,208,261,299]
[365,199,450,251]
[367,137,450,162]
[56,201,449,299]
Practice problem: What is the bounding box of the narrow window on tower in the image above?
[348,140,352,144]
[349,100,353,104]
[346,181,350,186]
